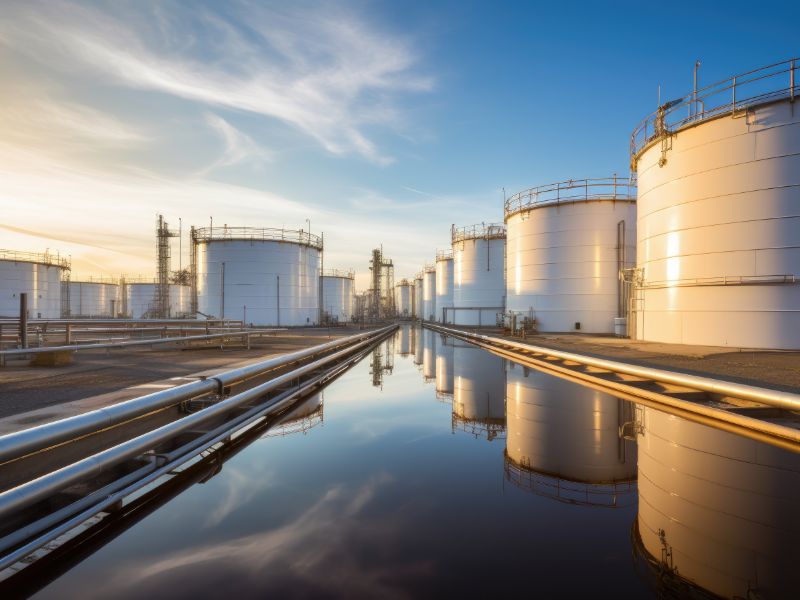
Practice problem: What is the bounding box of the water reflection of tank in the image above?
[633,407,800,598]
[435,334,454,401]
[413,326,423,366]
[398,325,411,356]
[452,342,506,440]
[422,327,436,382]
[504,362,637,507]
[265,393,324,437]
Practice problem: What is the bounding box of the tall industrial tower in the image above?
[368,247,395,320]
[156,214,179,318]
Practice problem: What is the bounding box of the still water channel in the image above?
[21,326,800,598]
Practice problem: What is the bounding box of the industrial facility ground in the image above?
[0,327,368,428]
[483,328,800,393]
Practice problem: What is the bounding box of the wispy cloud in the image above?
[0,1,433,165]
[203,112,272,169]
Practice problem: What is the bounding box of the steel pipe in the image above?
[427,324,800,412]
[0,327,390,464]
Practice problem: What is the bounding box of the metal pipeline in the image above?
[426,324,800,412]
[0,325,395,522]
[0,326,392,465]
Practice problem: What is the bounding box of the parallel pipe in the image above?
[0,325,396,521]
[426,324,800,412]
[0,327,389,465]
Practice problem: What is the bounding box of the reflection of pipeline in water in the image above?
[504,362,637,507]
[422,328,436,382]
[397,324,411,356]
[452,343,506,440]
[434,334,454,402]
[261,393,323,438]
[632,406,800,599]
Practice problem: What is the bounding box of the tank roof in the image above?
[193,226,323,250]
[435,249,453,261]
[504,177,635,220]
[631,57,799,164]
[451,223,506,243]
[0,249,70,270]
[321,268,354,279]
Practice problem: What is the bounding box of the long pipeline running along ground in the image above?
[424,323,800,452]
[0,324,397,577]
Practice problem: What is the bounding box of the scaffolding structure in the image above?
[368,247,395,320]
[156,215,179,319]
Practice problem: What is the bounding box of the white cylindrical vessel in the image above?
[634,405,800,598]
[452,341,506,438]
[435,250,454,323]
[434,335,454,397]
[126,283,157,319]
[395,279,413,318]
[451,224,506,326]
[67,281,119,318]
[422,327,436,381]
[422,265,436,322]
[505,178,636,333]
[413,275,423,320]
[413,325,423,366]
[0,251,67,319]
[505,361,637,484]
[398,324,411,356]
[195,227,322,327]
[321,270,355,324]
[169,284,192,318]
[631,60,800,348]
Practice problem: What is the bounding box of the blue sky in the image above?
[0,0,797,288]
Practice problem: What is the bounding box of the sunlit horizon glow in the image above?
[1,0,797,291]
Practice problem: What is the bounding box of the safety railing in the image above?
[322,268,355,279]
[504,177,636,219]
[192,226,323,250]
[423,263,436,273]
[631,58,798,160]
[0,249,71,270]
[436,249,453,261]
[451,222,506,243]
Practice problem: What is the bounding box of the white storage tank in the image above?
[395,279,413,318]
[435,250,454,323]
[505,361,637,485]
[195,227,322,326]
[505,178,636,333]
[67,280,120,317]
[634,405,800,598]
[413,324,423,366]
[422,264,436,322]
[321,269,355,324]
[434,333,454,399]
[631,59,800,348]
[170,284,192,318]
[452,341,506,439]
[398,324,411,356]
[413,274,423,320]
[451,223,506,326]
[123,281,191,318]
[0,250,67,319]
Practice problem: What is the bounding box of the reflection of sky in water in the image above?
[28,326,799,599]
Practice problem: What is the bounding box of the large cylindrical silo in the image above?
[395,279,412,318]
[505,178,636,333]
[321,270,355,324]
[126,283,157,318]
[422,265,436,321]
[451,224,506,326]
[505,362,637,495]
[634,405,800,598]
[413,274,423,320]
[0,251,67,319]
[422,326,436,381]
[631,59,800,348]
[452,341,506,439]
[435,250,454,323]
[68,280,120,318]
[195,227,322,326]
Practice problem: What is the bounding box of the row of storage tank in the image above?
[401,325,798,598]
[401,59,800,349]
[0,228,356,325]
